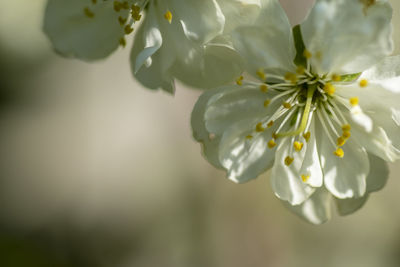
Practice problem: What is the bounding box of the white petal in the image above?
[231,0,296,75]
[299,119,323,187]
[170,43,244,89]
[270,137,315,205]
[335,153,388,215]
[219,120,275,183]
[301,0,393,74]
[170,0,225,44]
[317,119,368,199]
[285,189,332,225]
[44,0,127,60]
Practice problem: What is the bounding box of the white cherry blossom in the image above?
[191,0,398,224]
[44,0,262,93]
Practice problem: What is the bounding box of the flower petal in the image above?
[44,0,127,60]
[301,0,393,74]
[231,0,296,75]
[335,153,388,215]
[284,189,332,225]
[270,137,315,205]
[317,118,368,199]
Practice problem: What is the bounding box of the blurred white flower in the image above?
[43,0,262,93]
[191,0,399,224]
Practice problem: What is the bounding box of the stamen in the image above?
[303,49,312,59]
[296,66,305,75]
[349,97,359,106]
[246,135,253,139]
[260,84,268,93]
[303,132,311,142]
[263,99,271,107]
[124,25,134,34]
[119,37,126,47]
[256,69,266,81]
[342,131,351,139]
[342,124,351,131]
[334,148,344,158]
[84,7,95,18]
[293,141,304,152]
[284,72,298,84]
[164,10,173,23]
[282,102,292,109]
[236,76,243,85]
[267,121,274,128]
[268,139,276,149]
[256,122,265,132]
[301,174,310,182]
[323,83,335,96]
[284,156,294,166]
[337,137,346,147]
[332,74,341,82]
[359,79,368,87]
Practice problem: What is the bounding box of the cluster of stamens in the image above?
[237,50,369,183]
[82,0,173,48]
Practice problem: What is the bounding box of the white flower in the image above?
[191,0,399,224]
[43,0,262,93]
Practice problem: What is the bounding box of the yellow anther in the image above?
[256,69,266,81]
[282,102,292,109]
[284,156,294,166]
[114,1,122,12]
[260,84,268,93]
[246,135,253,139]
[118,16,127,25]
[296,66,305,75]
[268,139,276,149]
[301,174,310,182]
[131,5,142,21]
[303,49,312,59]
[359,79,368,87]
[284,72,298,84]
[272,132,278,140]
[334,148,344,158]
[293,141,304,152]
[256,122,265,132]
[342,124,351,131]
[323,83,335,96]
[332,74,341,82]
[263,99,271,107]
[124,25,134,35]
[337,137,346,147]
[91,0,97,4]
[121,1,129,9]
[267,121,274,128]
[164,10,173,24]
[83,7,95,18]
[236,76,243,85]
[119,37,126,47]
[342,131,351,139]
[303,131,311,142]
[349,97,359,106]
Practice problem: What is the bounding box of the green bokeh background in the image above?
[0,1,399,266]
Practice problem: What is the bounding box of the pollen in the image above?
[284,72,298,84]
[256,69,266,81]
[260,84,268,93]
[296,66,305,75]
[293,141,304,152]
[303,132,311,142]
[303,49,312,59]
[342,131,351,139]
[119,37,126,47]
[332,74,341,82]
[83,7,95,18]
[301,174,310,182]
[164,10,173,24]
[263,99,271,107]
[256,122,265,132]
[124,25,134,35]
[246,135,253,139]
[267,121,274,128]
[359,79,368,87]
[337,137,346,147]
[284,156,294,166]
[323,83,335,96]
[282,102,292,109]
[334,148,344,158]
[342,124,351,131]
[236,76,244,85]
[268,139,276,149]
[349,97,359,106]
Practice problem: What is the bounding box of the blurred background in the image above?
[0,0,399,266]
